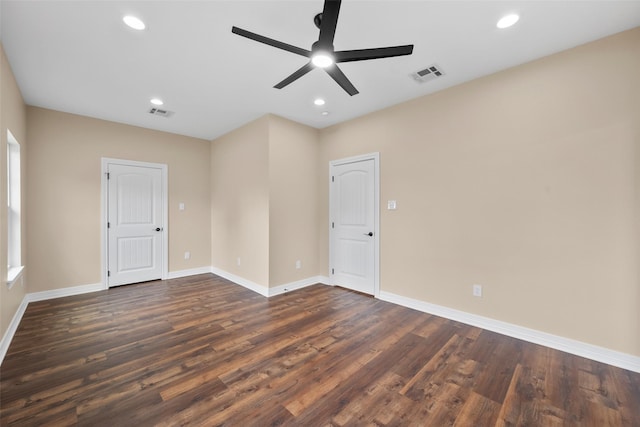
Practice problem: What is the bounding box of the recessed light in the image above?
[150,98,164,106]
[314,98,326,106]
[123,15,146,30]
[321,111,329,116]
[497,14,519,29]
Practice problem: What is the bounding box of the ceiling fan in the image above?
[231,0,414,96]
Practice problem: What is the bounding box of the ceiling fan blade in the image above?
[317,0,341,47]
[232,26,311,57]
[325,65,359,96]
[335,45,414,63]
[274,62,315,89]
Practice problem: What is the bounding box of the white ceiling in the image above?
[1,1,639,141]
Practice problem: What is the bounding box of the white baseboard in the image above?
[5,274,637,374]
[269,275,331,297]
[27,282,106,303]
[0,297,29,365]
[1,281,106,365]
[210,266,270,297]
[166,266,214,280]
[317,275,331,286]
[3,267,323,363]
[378,291,640,374]
[209,267,331,298]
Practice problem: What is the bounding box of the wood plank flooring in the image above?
[1,274,639,426]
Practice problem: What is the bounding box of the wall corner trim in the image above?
[378,290,640,374]
[0,269,308,365]
[0,282,106,365]
[210,266,270,297]
[209,267,330,298]
[0,297,29,365]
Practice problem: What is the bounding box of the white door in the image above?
[107,162,164,287]
[330,155,378,295]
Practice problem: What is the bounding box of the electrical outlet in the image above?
[473,284,483,297]
[184,251,190,260]
[295,260,301,269]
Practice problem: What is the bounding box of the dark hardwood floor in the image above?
[1,274,639,426]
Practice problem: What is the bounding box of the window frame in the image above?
[7,130,23,287]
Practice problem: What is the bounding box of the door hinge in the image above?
[107,222,110,228]
[332,176,334,182]
[107,270,110,277]
[106,172,110,179]
[331,268,334,275]
[332,222,334,229]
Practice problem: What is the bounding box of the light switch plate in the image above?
[387,200,397,210]
[473,284,483,297]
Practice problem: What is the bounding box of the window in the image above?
[7,130,23,287]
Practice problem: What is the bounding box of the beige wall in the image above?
[0,44,27,341]
[26,107,211,293]
[318,28,640,356]
[211,116,270,286]
[268,115,320,287]
[210,114,320,288]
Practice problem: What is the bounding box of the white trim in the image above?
[317,276,331,285]
[378,290,640,373]
[27,282,105,303]
[210,266,269,297]
[329,152,380,297]
[6,265,24,288]
[0,297,29,364]
[7,130,22,276]
[160,164,169,280]
[101,161,108,287]
[209,267,331,298]
[268,275,331,297]
[0,281,104,365]
[166,266,214,280]
[3,275,637,373]
[101,158,169,287]
[0,272,328,365]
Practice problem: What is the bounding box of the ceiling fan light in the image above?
[314,98,326,106]
[497,14,519,29]
[312,52,334,68]
[123,15,146,30]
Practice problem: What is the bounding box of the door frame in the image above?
[329,152,380,297]
[101,157,169,289]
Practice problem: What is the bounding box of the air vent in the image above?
[412,64,445,83]
[148,108,174,118]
